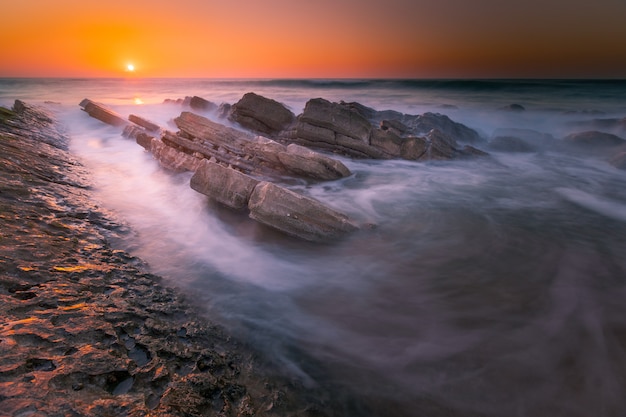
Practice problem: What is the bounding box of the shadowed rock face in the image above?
[1,101,365,417]
[229,92,296,135]
[287,98,486,160]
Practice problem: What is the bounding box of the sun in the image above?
[126,63,135,72]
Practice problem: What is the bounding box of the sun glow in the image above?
[126,63,135,72]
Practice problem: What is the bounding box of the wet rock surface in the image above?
[0,101,362,416]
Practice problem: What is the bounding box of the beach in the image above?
[2,78,626,416]
[0,101,360,417]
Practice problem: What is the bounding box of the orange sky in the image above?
[1,0,626,78]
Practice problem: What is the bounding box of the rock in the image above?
[135,132,155,151]
[488,136,536,152]
[79,99,129,127]
[399,136,429,160]
[277,144,352,180]
[491,128,553,146]
[189,96,217,112]
[229,92,295,135]
[404,112,484,144]
[248,181,359,242]
[216,102,232,119]
[151,139,203,172]
[190,160,260,210]
[300,98,372,142]
[567,117,626,135]
[174,111,351,180]
[459,145,490,158]
[498,104,526,111]
[609,152,626,169]
[294,98,394,158]
[370,128,404,158]
[420,129,459,160]
[380,119,411,135]
[129,114,160,132]
[562,131,626,148]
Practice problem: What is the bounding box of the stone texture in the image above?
[151,139,203,172]
[79,99,129,127]
[277,144,352,180]
[189,96,217,112]
[404,112,484,144]
[229,92,295,135]
[248,182,359,242]
[129,114,160,132]
[190,160,260,210]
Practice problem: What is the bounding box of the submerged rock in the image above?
[489,136,536,153]
[562,130,626,148]
[609,152,626,170]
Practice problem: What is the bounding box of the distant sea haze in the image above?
[3,78,626,416]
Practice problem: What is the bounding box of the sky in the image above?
[1,0,626,79]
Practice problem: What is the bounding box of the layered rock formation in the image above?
[81,100,357,242]
[228,96,487,161]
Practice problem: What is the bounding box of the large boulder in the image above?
[248,181,359,242]
[189,96,217,112]
[296,98,373,153]
[190,160,260,210]
[229,92,295,135]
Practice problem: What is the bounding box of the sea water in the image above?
[2,78,626,416]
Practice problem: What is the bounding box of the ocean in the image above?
[2,78,626,416]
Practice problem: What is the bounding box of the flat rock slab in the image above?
[248,181,359,242]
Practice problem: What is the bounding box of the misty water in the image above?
[2,79,626,416]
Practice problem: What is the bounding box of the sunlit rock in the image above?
[129,114,160,133]
[79,99,128,127]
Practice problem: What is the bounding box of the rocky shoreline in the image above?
[0,101,362,416]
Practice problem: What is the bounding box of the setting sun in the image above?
[126,64,135,72]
